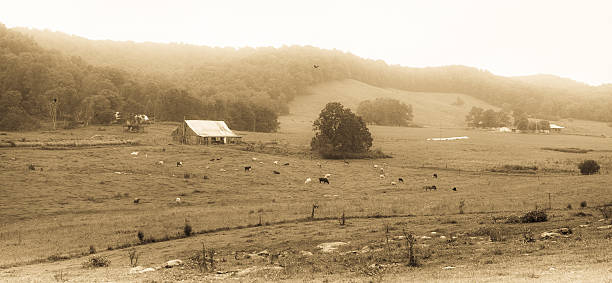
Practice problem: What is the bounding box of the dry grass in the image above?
[1,83,612,281]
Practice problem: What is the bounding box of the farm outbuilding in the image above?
[172,120,241,145]
[549,123,564,133]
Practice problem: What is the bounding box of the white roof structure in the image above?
[184,120,239,137]
[549,124,564,129]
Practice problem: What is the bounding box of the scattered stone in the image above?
[129,266,145,274]
[300,250,313,256]
[256,250,270,257]
[431,232,437,235]
[597,225,612,230]
[579,224,589,228]
[163,259,184,268]
[421,236,432,239]
[360,246,371,253]
[540,232,562,239]
[442,266,456,270]
[316,242,348,253]
[440,235,447,239]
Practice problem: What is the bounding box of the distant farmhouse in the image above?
[172,120,241,145]
[549,123,564,133]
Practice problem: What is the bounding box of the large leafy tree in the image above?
[311,102,373,157]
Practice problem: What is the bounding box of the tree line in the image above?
[4,24,612,132]
[0,24,278,132]
[357,98,413,126]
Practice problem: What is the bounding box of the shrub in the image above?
[184,223,193,237]
[83,255,110,268]
[600,205,612,219]
[89,245,96,254]
[471,226,506,242]
[567,204,573,210]
[580,201,588,208]
[505,215,521,224]
[137,231,145,243]
[578,160,600,175]
[520,210,548,223]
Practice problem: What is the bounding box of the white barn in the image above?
[172,120,241,145]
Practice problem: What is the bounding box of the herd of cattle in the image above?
[164,157,457,193]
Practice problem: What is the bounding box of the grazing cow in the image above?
[324,173,332,178]
[398,178,404,183]
[273,161,279,165]
[380,168,384,173]
[344,161,349,166]
[216,157,222,160]
[210,158,215,161]
[162,148,166,152]
[433,173,438,178]
[130,151,139,156]
[252,157,258,161]
[452,187,457,191]
[175,197,181,203]
[319,177,330,184]
[374,164,378,168]
[391,181,397,185]
[28,164,35,171]
[176,161,183,167]
[244,166,252,172]
[305,177,312,184]
[273,170,281,174]
[424,185,437,191]
[317,162,321,168]
[133,198,140,204]
[379,174,385,179]
[202,175,209,180]
[157,160,164,165]
[283,162,290,166]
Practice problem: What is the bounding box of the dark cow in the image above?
[452,187,457,191]
[133,198,140,204]
[424,185,437,191]
[273,170,281,174]
[398,178,404,183]
[319,177,330,184]
[210,158,215,161]
[244,166,252,172]
[28,164,35,171]
[433,173,438,178]
[176,161,183,167]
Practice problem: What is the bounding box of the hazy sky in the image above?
[1,0,611,85]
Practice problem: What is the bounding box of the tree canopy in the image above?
[357,98,413,126]
[311,102,373,158]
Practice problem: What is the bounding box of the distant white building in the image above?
[549,123,564,133]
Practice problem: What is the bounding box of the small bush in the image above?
[83,255,110,268]
[505,215,521,224]
[520,210,548,223]
[184,223,193,237]
[128,249,139,267]
[89,245,96,254]
[580,201,588,208]
[567,204,573,210]
[137,231,145,243]
[573,211,591,217]
[471,226,506,242]
[578,160,600,175]
[600,205,612,219]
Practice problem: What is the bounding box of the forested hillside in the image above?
[3,24,612,132]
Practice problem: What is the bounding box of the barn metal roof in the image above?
[549,123,565,129]
[184,120,239,137]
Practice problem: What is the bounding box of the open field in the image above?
[1,83,612,281]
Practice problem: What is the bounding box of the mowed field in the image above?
[1,81,612,282]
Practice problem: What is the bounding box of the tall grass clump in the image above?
[520,210,548,223]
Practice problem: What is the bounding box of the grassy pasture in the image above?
[0,122,611,270]
[1,81,612,280]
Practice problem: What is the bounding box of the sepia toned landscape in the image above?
[1,1,612,282]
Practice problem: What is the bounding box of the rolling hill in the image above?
[279,79,498,131]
